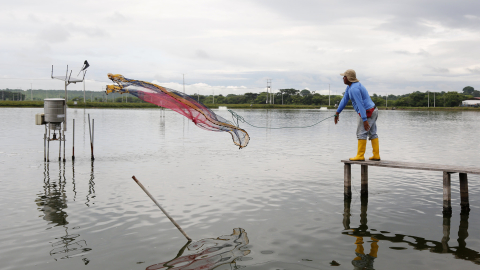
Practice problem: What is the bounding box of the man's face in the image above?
[343,76,350,85]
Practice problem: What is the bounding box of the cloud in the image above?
[431,67,449,73]
[195,49,210,59]
[467,67,480,74]
[376,17,435,37]
[38,24,71,43]
[106,11,130,23]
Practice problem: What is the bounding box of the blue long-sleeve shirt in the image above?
[336,82,375,122]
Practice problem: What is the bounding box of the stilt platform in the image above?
[341,160,480,217]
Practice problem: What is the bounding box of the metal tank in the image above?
[44,98,65,130]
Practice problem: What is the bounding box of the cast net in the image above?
[106,74,249,149]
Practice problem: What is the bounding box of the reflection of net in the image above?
[146,228,250,270]
[50,233,91,260]
[106,74,249,149]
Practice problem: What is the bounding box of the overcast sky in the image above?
[1,0,479,96]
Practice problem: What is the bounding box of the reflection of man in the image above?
[351,236,378,270]
[334,69,380,161]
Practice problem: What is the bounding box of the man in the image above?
[334,69,380,161]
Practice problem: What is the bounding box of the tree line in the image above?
[1,86,478,107]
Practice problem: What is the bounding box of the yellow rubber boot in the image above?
[350,139,367,161]
[369,138,381,161]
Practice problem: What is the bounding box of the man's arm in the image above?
[334,88,350,125]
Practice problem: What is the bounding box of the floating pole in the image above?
[132,176,192,241]
[92,119,95,160]
[72,119,75,160]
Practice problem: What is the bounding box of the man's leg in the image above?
[351,116,367,161]
[368,109,380,160]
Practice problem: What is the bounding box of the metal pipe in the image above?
[44,124,47,162]
[132,176,192,241]
[59,125,62,161]
[63,124,66,162]
[72,119,75,160]
[47,124,50,162]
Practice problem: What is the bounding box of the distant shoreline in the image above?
[1,100,479,111]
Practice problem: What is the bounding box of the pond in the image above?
[1,107,479,270]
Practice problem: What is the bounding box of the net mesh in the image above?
[106,74,249,149]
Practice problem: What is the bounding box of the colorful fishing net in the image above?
[106,74,250,149]
[146,228,250,270]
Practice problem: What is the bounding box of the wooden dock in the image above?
[341,160,480,217]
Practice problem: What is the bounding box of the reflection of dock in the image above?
[342,160,480,216]
[343,197,480,266]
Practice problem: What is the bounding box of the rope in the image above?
[228,109,336,129]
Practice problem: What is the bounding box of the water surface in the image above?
[1,108,479,269]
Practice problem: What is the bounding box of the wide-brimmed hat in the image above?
[340,69,359,83]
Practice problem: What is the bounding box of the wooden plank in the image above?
[341,160,480,175]
[361,165,368,197]
[443,172,452,217]
[344,163,352,199]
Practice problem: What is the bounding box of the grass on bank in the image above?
[1,100,479,111]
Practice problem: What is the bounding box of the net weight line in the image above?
[228,109,336,129]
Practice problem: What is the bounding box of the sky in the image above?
[1,0,479,96]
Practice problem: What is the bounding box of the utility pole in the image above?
[266,79,272,104]
[329,84,331,106]
[31,83,33,100]
[83,70,86,103]
[428,91,430,107]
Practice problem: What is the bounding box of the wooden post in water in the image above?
[361,165,368,197]
[443,172,452,217]
[344,163,352,199]
[459,173,470,214]
[72,119,75,160]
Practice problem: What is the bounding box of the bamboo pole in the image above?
[132,176,191,241]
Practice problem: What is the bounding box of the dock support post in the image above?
[361,165,368,197]
[344,163,352,199]
[443,171,452,217]
[459,173,470,214]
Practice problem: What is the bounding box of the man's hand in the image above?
[363,121,370,131]
[334,113,339,124]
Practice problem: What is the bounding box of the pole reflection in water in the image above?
[86,161,95,207]
[146,228,250,270]
[36,162,91,262]
[342,198,480,267]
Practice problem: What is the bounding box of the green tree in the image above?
[463,86,474,95]
[299,89,311,97]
